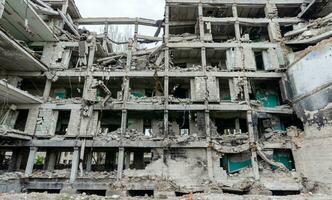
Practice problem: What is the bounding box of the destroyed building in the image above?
[0,0,331,198]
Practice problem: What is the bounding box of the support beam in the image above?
[70,147,80,183]
[117,147,125,180]
[25,147,38,176]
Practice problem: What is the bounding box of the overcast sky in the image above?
[75,0,165,37]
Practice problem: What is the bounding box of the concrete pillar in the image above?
[117,147,124,180]
[25,147,38,176]
[133,150,144,169]
[70,147,80,183]
[86,151,93,172]
[43,79,52,100]
[206,148,214,181]
[198,3,204,41]
[46,151,57,171]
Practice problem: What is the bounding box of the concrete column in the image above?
[46,151,57,171]
[70,147,80,183]
[117,147,125,180]
[133,150,144,169]
[164,4,170,43]
[206,148,214,181]
[43,79,52,100]
[25,147,38,176]
[247,111,260,180]
[198,3,204,41]
[86,151,93,172]
[232,4,241,40]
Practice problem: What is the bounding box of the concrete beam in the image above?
[166,0,305,4]
[75,17,161,27]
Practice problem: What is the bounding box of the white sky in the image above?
[75,0,165,37]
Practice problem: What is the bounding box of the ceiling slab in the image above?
[0,0,57,42]
[0,80,43,104]
[0,30,48,72]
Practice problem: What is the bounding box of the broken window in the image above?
[170,48,201,70]
[51,77,84,99]
[240,25,270,42]
[85,149,118,172]
[129,78,164,99]
[206,49,227,71]
[14,109,29,131]
[127,111,163,137]
[272,149,295,171]
[99,111,121,134]
[220,151,252,174]
[124,148,152,170]
[210,112,248,136]
[169,111,206,136]
[277,5,302,17]
[97,77,123,100]
[280,25,294,37]
[55,151,73,170]
[210,24,236,42]
[55,110,71,135]
[257,113,303,139]
[254,51,265,70]
[219,79,231,101]
[20,77,46,97]
[169,5,198,35]
[169,78,191,100]
[250,79,282,107]
[237,5,266,18]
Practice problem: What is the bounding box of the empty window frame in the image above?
[55,111,71,135]
[220,151,252,174]
[99,111,121,133]
[206,49,227,71]
[241,25,270,42]
[170,48,201,70]
[169,78,191,99]
[14,109,29,131]
[127,111,163,136]
[129,78,164,98]
[51,77,84,99]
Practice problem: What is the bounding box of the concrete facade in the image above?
[0,0,331,198]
